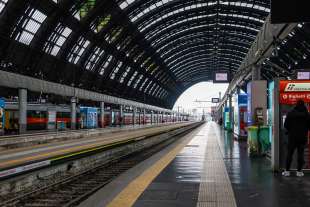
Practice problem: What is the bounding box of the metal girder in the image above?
[217,15,297,109]
[0,70,172,113]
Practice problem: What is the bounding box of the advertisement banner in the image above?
[280,93,310,104]
[279,80,310,105]
[279,80,310,93]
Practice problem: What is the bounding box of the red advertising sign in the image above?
[279,80,310,105]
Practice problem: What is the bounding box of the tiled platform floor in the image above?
[134,122,310,207]
[216,125,310,207]
[134,123,236,207]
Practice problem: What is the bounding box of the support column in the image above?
[110,109,114,126]
[100,102,105,128]
[252,65,261,81]
[143,109,146,125]
[133,107,136,126]
[71,97,77,130]
[157,111,160,124]
[120,105,123,127]
[229,94,234,132]
[151,111,153,124]
[18,88,27,134]
[162,112,164,123]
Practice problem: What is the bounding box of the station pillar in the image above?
[248,64,267,126]
[228,94,234,132]
[252,65,261,81]
[120,105,123,126]
[71,97,77,130]
[100,102,105,128]
[143,109,146,125]
[162,112,164,123]
[151,111,153,124]
[133,107,136,125]
[157,111,160,123]
[18,88,27,134]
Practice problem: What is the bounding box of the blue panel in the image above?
[238,94,247,105]
[80,107,98,128]
[247,82,252,125]
[0,98,5,131]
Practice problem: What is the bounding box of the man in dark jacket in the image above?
[282,100,310,177]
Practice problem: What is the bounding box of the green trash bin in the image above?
[225,121,231,130]
[258,126,270,153]
[247,126,259,156]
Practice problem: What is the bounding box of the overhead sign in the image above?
[280,81,310,92]
[279,80,310,104]
[213,71,229,83]
[211,98,220,103]
[297,71,310,80]
[271,0,310,23]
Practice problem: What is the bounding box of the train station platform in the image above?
[81,122,310,207]
[0,122,192,179]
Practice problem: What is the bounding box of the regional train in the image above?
[3,104,174,134]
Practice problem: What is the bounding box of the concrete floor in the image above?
[218,127,310,207]
[82,122,310,207]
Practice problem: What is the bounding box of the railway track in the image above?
[0,126,193,207]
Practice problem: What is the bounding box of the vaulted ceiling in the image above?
[3,0,305,109]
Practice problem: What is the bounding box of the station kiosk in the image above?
[271,79,310,171]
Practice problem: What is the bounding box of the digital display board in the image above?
[297,71,310,80]
[213,71,229,83]
[211,98,220,103]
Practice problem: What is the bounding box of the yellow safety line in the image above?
[0,139,132,167]
[51,139,133,161]
[106,131,194,207]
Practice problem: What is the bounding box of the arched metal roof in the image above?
[0,0,274,108]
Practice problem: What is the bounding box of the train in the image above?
[3,105,177,134]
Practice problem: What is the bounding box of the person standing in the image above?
[282,100,310,177]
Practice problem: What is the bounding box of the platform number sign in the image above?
[0,98,5,132]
